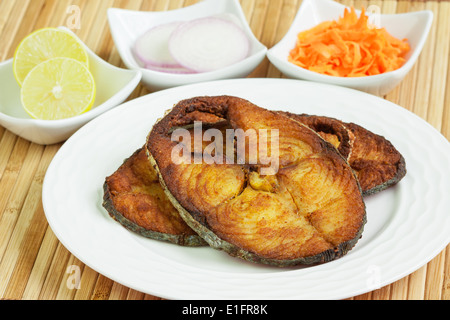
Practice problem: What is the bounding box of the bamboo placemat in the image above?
[0,0,449,300]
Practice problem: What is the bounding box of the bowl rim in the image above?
[0,27,142,127]
[107,0,268,80]
[267,0,434,84]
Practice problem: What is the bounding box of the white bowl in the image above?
[107,0,267,91]
[0,27,142,145]
[267,0,433,96]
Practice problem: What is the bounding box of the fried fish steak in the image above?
[146,96,366,267]
[280,112,406,196]
[277,112,355,160]
[103,147,206,247]
[344,122,406,195]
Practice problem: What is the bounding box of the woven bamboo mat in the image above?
[0,0,449,300]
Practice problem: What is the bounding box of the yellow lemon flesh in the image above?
[13,28,89,86]
[21,57,96,120]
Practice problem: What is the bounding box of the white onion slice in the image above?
[144,64,197,74]
[134,21,184,68]
[168,17,250,73]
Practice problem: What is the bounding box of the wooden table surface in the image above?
[0,0,449,300]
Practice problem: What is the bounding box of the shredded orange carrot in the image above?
[288,7,410,77]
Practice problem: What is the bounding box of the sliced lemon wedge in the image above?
[21,57,96,120]
[13,27,89,86]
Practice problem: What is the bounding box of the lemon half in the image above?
[13,27,89,86]
[21,57,96,121]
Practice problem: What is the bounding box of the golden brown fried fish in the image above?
[146,96,367,267]
[103,147,206,246]
[281,113,406,196]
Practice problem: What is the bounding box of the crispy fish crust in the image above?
[146,96,367,267]
[281,113,406,196]
[103,147,206,246]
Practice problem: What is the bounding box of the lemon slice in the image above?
[21,57,96,120]
[13,28,89,86]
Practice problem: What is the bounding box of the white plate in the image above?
[42,78,450,300]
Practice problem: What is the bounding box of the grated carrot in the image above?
[288,7,411,77]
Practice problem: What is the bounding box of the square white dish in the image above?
[0,27,142,145]
[267,0,433,96]
[107,0,267,91]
